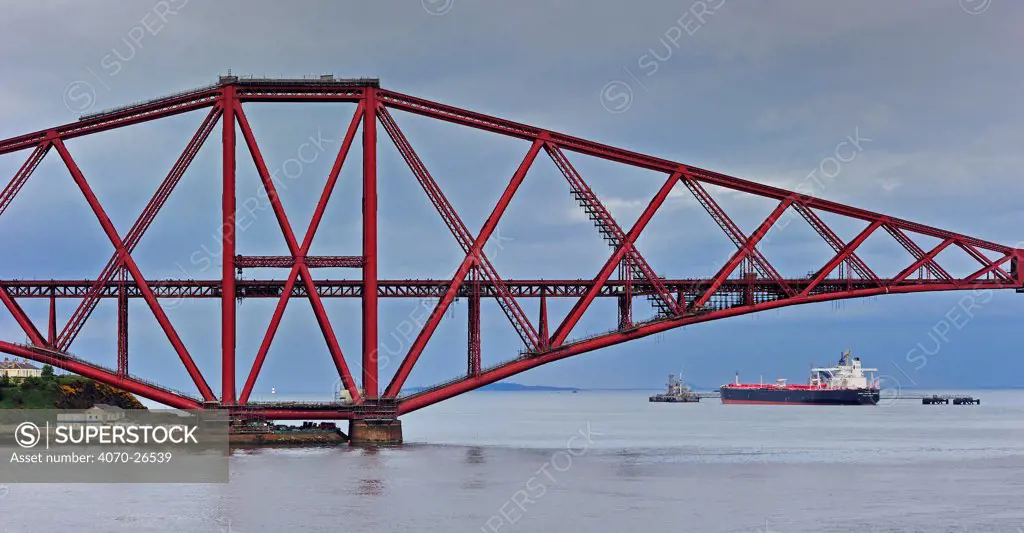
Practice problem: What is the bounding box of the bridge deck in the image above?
[0,277,1015,299]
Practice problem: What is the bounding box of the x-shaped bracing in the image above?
[56,106,223,352]
[51,136,216,401]
[379,107,544,397]
[234,102,365,404]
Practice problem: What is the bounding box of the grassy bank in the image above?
[0,366,144,409]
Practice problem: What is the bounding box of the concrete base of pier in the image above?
[349,419,403,445]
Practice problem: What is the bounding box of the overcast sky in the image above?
[1,1,1022,399]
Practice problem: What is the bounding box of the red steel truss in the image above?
[0,76,1021,420]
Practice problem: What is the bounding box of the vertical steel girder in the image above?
[538,289,549,349]
[222,87,238,405]
[363,89,380,399]
[620,260,634,328]
[238,103,365,404]
[468,269,481,377]
[117,268,128,379]
[47,293,57,347]
[617,294,632,330]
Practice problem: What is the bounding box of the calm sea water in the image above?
[3,390,1024,532]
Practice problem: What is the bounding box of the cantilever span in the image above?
[0,76,1021,435]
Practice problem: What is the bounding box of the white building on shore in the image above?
[0,357,42,381]
[57,404,128,426]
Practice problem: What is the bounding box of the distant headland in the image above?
[405,382,579,393]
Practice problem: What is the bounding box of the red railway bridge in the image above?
[1,76,1020,442]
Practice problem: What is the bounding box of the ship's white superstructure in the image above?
[809,351,878,390]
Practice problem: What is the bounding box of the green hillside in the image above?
[0,366,145,409]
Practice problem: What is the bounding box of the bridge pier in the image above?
[348,399,402,445]
[349,418,403,445]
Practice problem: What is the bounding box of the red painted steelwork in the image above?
[694,197,794,309]
[0,77,1018,420]
[51,136,215,401]
[397,281,1018,414]
[56,106,222,352]
[551,171,683,346]
[235,255,365,269]
[235,101,361,404]
[545,143,680,318]
[222,86,237,405]
[0,141,50,218]
[0,341,200,409]
[794,203,879,284]
[363,89,380,400]
[1,278,1015,300]
[237,102,364,404]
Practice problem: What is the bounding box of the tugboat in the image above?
[649,374,700,403]
[720,351,880,405]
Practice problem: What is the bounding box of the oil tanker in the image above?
[720,351,880,405]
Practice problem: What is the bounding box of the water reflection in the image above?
[464,446,486,465]
[357,478,385,496]
[358,446,381,457]
[460,446,488,489]
[614,450,643,478]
